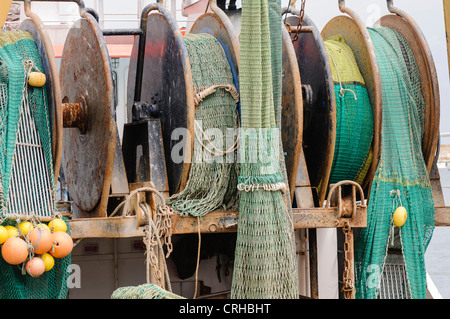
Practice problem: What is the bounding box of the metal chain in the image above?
[341,220,354,299]
[291,0,306,43]
[142,202,174,287]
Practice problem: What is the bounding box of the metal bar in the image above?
[69,205,367,239]
[308,228,319,299]
[20,0,85,9]
[169,206,366,234]
[62,102,87,132]
[102,28,143,36]
[346,226,355,299]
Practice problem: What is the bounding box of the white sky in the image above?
[31,0,450,140]
[267,1,450,141]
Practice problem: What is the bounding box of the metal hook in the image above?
[387,0,395,12]
[205,0,219,14]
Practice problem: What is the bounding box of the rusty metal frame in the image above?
[69,204,367,239]
[69,180,367,239]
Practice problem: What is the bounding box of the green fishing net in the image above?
[324,35,374,186]
[0,217,71,299]
[111,283,185,299]
[231,0,298,299]
[167,33,240,217]
[0,30,70,299]
[354,26,435,299]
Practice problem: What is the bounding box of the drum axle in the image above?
[62,97,88,134]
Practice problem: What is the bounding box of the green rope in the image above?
[354,26,435,299]
[231,0,298,299]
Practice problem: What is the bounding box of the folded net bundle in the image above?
[0,30,71,299]
[354,26,435,299]
[230,0,298,299]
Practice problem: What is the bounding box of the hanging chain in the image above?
[142,202,174,286]
[291,0,306,43]
[341,220,354,299]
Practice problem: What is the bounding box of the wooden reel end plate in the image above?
[377,14,439,173]
[127,11,194,196]
[60,13,116,215]
[321,15,382,195]
[286,14,336,205]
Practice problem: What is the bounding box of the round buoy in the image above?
[41,252,55,272]
[0,226,7,245]
[48,218,67,233]
[50,231,73,258]
[1,237,29,265]
[393,206,407,227]
[28,71,46,87]
[26,257,46,277]
[18,221,34,237]
[5,225,18,238]
[29,227,53,254]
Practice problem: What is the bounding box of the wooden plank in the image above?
[70,216,146,239]
[435,206,450,226]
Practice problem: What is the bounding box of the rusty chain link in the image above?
[291,0,306,43]
[341,220,354,299]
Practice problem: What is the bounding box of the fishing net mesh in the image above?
[324,35,374,186]
[111,283,185,299]
[230,0,298,299]
[0,30,70,299]
[354,26,435,299]
[167,33,240,217]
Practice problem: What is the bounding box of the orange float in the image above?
[29,227,53,254]
[1,237,28,265]
[50,231,73,258]
[26,257,46,277]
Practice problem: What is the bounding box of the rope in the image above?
[194,84,239,108]
[193,216,201,299]
[193,111,240,157]
[110,186,182,299]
